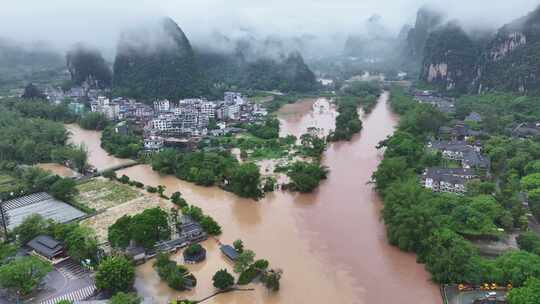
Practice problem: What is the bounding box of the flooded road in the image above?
[69,93,441,304]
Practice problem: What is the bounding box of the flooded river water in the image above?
[68,93,441,304]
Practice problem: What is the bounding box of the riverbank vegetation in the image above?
[101,125,142,158]
[329,81,381,141]
[278,161,329,193]
[0,165,80,205]
[151,149,263,199]
[247,118,280,139]
[108,207,171,249]
[1,98,77,123]
[373,87,540,293]
[95,255,136,295]
[181,205,222,235]
[79,112,109,130]
[231,240,282,291]
[0,106,87,171]
[154,252,197,291]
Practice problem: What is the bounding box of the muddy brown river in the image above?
[68,92,441,304]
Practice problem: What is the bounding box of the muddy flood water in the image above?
[68,93,441,304]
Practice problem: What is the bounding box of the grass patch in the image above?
[74,178,142,211]
[0,174,15,185]
[249,147,290,161]
[443,159,462,168]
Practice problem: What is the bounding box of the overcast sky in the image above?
[1,0,538,52]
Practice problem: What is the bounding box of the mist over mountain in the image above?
[419,5,540,94]
[476,6,540,93]
[1,1,539,96]
[420,22,481,92]
[401,6,445,72]
[112,17,207,100]
[197,32,317,93]
[66,43,112,89]
[0,38,65,88]
[343,14,398,62]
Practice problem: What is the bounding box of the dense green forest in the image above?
[0,102,86,169]
[372,88,540,300]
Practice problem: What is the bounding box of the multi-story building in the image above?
[224,92,244,104]
[201,102,216,119]
[90,96,120,120]
[152,118,174,132]
[153,100,171,113]
[144,135,164,151]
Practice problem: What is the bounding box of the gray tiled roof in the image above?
[220,245,239,261]
[424,167,476,178]
[27,235,64,259]
[3,192,86,230]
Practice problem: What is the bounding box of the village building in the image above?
[428,140,490,171]
[144,134,165,152]
[421,167,477,194]
[125,216,207,264]
[438,123,484,141]
[414,91,456,114]
[511,122,540,138]
[153,99,171,113]
[465,112,483,123]
[26,235,66,263]
[2,192,86,230]
[220,244,239,261]
[90,96,120,120]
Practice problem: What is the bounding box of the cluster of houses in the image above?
[126,215,208,265]
[411,94,492,194]
[40,84,269,153]
[409,89,492,195]
[413,89,456,114]
[421,136,490,194]
[87,92,268,153]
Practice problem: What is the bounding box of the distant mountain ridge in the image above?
[417,5,540,94]
[112,17,317,100]
[197,34,318,94]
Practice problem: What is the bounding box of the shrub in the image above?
[213,269,235,290]
[95,256,135,294]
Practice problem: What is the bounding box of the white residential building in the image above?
[201,102,216,119]
[154,100,171,112]
[152,118,174,131]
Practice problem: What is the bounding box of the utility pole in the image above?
[0,199,8,242]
